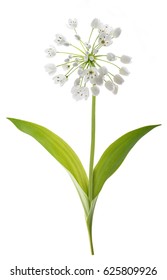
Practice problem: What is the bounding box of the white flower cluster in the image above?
[45,18,131,101]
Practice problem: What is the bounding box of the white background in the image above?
[0,0,167,279]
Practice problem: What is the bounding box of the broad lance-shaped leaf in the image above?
[93,125,160,198]
[8,118,88,195]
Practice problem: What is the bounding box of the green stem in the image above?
[70,44,85,55]
[91,35,99,53]
[96,58,120,69]
[88,28,94,43]
[89,96,96,202]
[57,51,81,56]
[65,62,85,77]
[86,95,96,255]
[87,220,94,255]
[74,28,87,52]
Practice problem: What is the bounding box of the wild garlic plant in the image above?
[8,18,160,255]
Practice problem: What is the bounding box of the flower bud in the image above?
[78,68,84,76]
[105,80,114,91]
[89,56,94,61]
[93,49,99,54]
[74,34,81,40]
[73,62,78,67]
[114,74,124,85]
[94,75,103,85]
[113,28,121,38]
[112,83,118,94]
[119,67,130,76]
[120,55,132,64]
[63,42,70,47]
[98,66,108,76]
[84,55,89,62]
[74,78,80,86]
[91,85,100,96]
[107,53,116,61]
[85,42,91,49]
[91,18,100,28]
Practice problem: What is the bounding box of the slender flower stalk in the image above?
[89,96,96,202]
[88,28,94,43]
[86,95,97,254]
[70,44,86,54]
[74,28,87,52]
[96,58,120,69]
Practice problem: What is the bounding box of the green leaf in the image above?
[8,118,88,195]
[93,125,160,198]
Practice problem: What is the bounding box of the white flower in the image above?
[119,67,130,76]
[98,23,113,35]
[120,55,132,64]
[45,18,131,100]
[55,34,68,46]
[68,18,78,29]
[112,28,121,38]
[45,64,57,75]
[45,46,57,57]
[98,32,113,46]
[114,74,124,85]
[72,86,89,101]
[84,67,98,83]
[91,85,100,96]
[91,18,101,29]
[107,53,116,61]
[53,74,67,86]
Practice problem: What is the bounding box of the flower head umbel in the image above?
[45,18,131,100]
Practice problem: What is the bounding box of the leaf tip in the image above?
[7,117,14,122]
[151,124,162,130]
